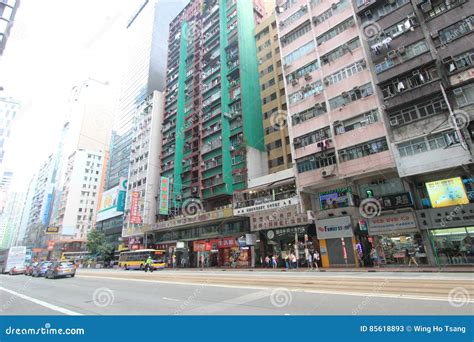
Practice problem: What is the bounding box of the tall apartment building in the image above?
[0,191,25,248]
[103,0,187,245]
[276,0,397,267]
[23,155,55,248]
[232,12,310,266]
[125,0,267,267]
[0,0,20,55]
[120,91,164,239]
[0,96,20,166]
[256,13,292,173]
[57,149,104,239]
[353,0,473,266]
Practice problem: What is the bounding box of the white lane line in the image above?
[77,275,474,304]
[0,286,83,316]
[186,290,272,314]
[162,297,180,302]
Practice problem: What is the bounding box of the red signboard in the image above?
[130,191,141,224]
[32,248,43,253]
[47,241,55,251]
[217,237,238,249]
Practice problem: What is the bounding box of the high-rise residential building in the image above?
[353,0,473,266]
[276,0,397,267]
[123,0,267,267]
[0,96,20,166]
[122,91,164,240]
[0,0,20,55]
[14,174,35,245]
[0,191,24,248]
[57,149,104,239]
[0,168,12,214]
[231,11,310,266]
[103,0,188,245]
[256,12,292,173]
[23,154,55,248]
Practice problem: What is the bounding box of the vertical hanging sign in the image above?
[130,191,141,224]
[159,177,170,215]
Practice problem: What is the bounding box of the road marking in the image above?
[187,290,272,314]
[77,274,474,304]
[0,286,83,316]
[162,297,180,302]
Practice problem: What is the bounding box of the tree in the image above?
[86,230,114,262]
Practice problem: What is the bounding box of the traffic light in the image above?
[366,189,374,198]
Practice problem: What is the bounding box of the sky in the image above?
[0,0,140,192]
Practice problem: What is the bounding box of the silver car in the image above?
[45,261,76,279]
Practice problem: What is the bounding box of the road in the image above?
[0,269,473,315]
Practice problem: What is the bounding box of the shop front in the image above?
[368,212,428,266]
[315,216,356,267]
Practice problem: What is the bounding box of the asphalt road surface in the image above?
[0,269,473,315]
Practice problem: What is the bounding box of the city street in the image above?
[1,269,473,315]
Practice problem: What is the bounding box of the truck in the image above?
[2,246,27,274]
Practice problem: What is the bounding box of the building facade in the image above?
[276,0,396,267]
[353,0,473,266]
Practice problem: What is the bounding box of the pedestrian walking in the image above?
[200,254,205,270]
[272,256,277,269]
[284,254,289,270]
[370,246,379,268]
[264,256,270,268]
[307,253,313,270]
[291,253,297,269]
[313,251,320,271]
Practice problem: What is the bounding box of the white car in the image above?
[9,265,26,275]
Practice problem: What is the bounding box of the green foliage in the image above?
[86,230,114,261]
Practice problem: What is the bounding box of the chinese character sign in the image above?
[130,191,141,224]
[159,177,170,215]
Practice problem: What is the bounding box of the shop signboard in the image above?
[130,191,141,224]
[159,177,170,215]
[316,216,353,239]
[245,234,257,246]
[45,226,59,234]
[176,241,185,249]
[376,192,413,210]
[319,187,352,210]
[368,212,417,235]
[218,237,238,248]
[96,184,126,222]
[426,177,469,208]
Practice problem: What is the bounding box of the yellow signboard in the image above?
[46,226,60,234]
[426,177,469,208]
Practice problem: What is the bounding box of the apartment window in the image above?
[374,41,429,74]
[439,16,473,44]
[369,16,417,47]
[320,38,360,64]
[281,21,311,47]
[296,152,336,173]
[339,138,389,162]
[269,157,285,168]
[334,109,379,135]
[286,59,320,82]
[424,0,468,20]
[316,17,355,45]
[329,83,374,109]
[283,40,315,65]
[292,102,327,125]
[310,0,323,7]
[324,60,366,86]
[453,83,474,107]
[259,65,274,77]
[446,51,474,74]
[388,96,446,126]
[360,0,408,23]
[281,5,308,27]
[294,126,331,149]
[288,80,323,105]
[381,67,439,99]
[256,27,269,41]
[266,139,282,150]
[261,78,276,91]
[265,125,281,135]
[262,92,277,105]
[313,0,349,26]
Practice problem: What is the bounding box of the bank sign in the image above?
[316,216,353,239]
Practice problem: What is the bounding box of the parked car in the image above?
[45,261,76,279]
[25,262,39,276]
[32,261,52,277]
[9,265,26,275]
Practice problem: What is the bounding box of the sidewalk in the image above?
[159,266,474,273]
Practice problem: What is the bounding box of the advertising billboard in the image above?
[45,226,60,234]
[426,177,469,208]
[316,216,353,239]
[96,182,126,222]
[130,191,141,224]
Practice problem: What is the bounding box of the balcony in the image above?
[338,150,395,178]
[376,52,435,84]
[383,79,442,109]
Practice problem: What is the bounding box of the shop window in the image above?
[430,227,474,265]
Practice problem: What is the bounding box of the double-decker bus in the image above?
[118,249,165,270]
